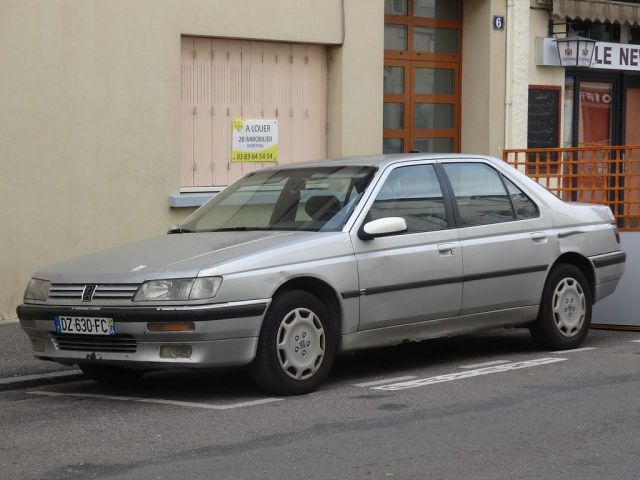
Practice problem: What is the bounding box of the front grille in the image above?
[49,284,140,301]
[52,334,137,353]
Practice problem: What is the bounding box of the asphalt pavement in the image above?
[0,321,80,390]
[2,328,640,480]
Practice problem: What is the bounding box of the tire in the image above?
[79,364,145,384]
[529,263,592,350]
[251,290,336,395]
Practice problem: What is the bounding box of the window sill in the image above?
[168,189,223,208]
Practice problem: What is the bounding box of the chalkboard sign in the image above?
[527,86,560,149]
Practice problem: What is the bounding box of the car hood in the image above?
[34,231,331,283]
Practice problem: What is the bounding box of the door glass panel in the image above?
[384,66,405,94]
[383,138,404,154]
[414,137,453,153]
[444,163,515,226]
[625,88,640,144]
[385,24,407,51]
[624,88,640,229]
[368,165,447,232]
[503,177,540,220]
[413,0,459,20]
[578,81,612,146]
[384,0,407,15]
[414,103,454,129]
[383,103,404,129]
[414,27,458,54]
[577,81,612,205]
[415,68,454,95]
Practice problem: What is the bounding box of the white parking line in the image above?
[28,391,281,410]
[372,357,567,391]
[353,376,417,388]
[629,340,640,343]
[550,347,598,354]
[459,360,510,369]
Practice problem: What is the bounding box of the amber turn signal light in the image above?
[147,322,195,332]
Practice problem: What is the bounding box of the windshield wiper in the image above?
[167,226,194,234]
[204,227,271,232]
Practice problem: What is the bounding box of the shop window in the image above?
[630,25,640,45]
[568,20,620,43]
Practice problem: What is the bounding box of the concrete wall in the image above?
[593,233,640,327]
[0,0,383,318]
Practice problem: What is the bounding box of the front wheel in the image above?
[251,290,336,395]
[529,263,592,350]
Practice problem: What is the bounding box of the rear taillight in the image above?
[612,222,621,244]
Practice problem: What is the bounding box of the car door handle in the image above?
[530,232,548,243]
[437,243,456,256]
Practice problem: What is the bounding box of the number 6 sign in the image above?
[492,15,505,31]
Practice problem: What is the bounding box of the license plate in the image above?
[54,316,115,335]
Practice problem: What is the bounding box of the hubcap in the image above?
[276,308,325,380]
[552,277,586,337]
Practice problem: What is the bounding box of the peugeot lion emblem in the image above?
[81,285,97,302]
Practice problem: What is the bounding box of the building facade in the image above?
[1,0,639,318]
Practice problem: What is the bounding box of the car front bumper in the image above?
[16,300,269,369]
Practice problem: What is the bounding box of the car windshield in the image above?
[180,166,376,233]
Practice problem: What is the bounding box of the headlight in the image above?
[24,279,51,301]
[133,277,222,302]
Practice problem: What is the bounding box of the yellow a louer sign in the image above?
[232,119,278,162]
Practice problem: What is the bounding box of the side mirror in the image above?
[358,217,407,240]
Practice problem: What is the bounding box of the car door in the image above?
[440,161,558,315]
[350,163,463,330]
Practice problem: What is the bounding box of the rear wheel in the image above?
[251,290,336,395]
[79,364,145,384]
[529,263,592,350]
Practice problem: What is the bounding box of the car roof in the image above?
[260,153,501,171]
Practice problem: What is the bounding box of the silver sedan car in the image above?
[18,154,626,394]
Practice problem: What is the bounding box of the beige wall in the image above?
[461,0,507,157]
[327,0,384,157]
[0,0,383,318]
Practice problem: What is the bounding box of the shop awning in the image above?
[553,0,640,25]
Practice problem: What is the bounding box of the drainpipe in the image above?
[504,0,514,151]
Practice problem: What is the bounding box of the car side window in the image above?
[366,164,447,233]
[502,176,540,220]
[443,163,515,227]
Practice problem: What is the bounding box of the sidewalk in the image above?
[0,320,82,390]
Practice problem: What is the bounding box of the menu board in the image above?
[527,87,560,149]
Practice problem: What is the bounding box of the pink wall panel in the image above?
[275,43,293,165]
[291,44,309,166]
[181,37,327,188]
[226,40,244,185]
[180,37,195,187]
[240,41,266,177]
[211,38,230,186]
[193,37,213,186]
[309,47,327,161]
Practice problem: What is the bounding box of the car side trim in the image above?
[340,264,548,298]
[591,251,627,268]
[464,264,548,282]
[16,301,269,323]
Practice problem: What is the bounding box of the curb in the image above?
[0,370,84,392]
